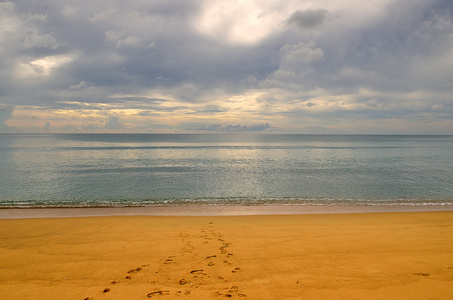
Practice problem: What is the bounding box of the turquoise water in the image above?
[0,133,452,207]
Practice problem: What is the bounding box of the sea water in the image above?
[0,133,452,207]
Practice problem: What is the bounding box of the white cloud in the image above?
[90,9,115,22]
[116,36,140,48]
[196,0,287,44]
[62,5,79,19]
[16,55,73,78]
[24,32,62,49]
[0,105,14,132]
[105,30,124,43]
[105,31,140,48]
[70,81,95,90]
[188,122,272,132]
[431,104,444,111]
[366,98,381,107]
[104,116,125,130]
[281,42,324,65]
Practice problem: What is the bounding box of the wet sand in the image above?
[1,204,453,219]
[0,208,453,299]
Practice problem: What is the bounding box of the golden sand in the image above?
[1,211,453,299]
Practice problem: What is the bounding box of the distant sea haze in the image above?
[0,133,452,208]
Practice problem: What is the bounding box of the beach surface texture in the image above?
[1,208,453,299]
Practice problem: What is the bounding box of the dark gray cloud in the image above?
[286,9,328,29]
[1,0,279,107]
[319,0,453,92]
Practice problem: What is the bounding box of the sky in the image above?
[0,0,452,134]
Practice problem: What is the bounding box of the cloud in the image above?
[0,0,452,134]
[62,123,80,132]
[105,31,140,48]
[0,105,14,132]
[306,126,330,132]
[24,32,63,49]
[196,0,286,45]
[103,116,125,130]
[189,123,272,132]
[281,42,324,65]
[69,81,95,90]
[286,9,328,29]
[61,5,79,19]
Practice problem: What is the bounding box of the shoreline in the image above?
[1,204,453,219]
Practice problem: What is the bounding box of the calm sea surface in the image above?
[0,133,452,207]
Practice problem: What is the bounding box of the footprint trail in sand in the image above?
[84,221,246,299]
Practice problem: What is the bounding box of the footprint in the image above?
[103,288,111,293]
[219,243,230,254]
[232,267,242,273]
[229,286,239,292]
[413,272,430,276]
[147,290,170,297]
[213,291,229,297]
[128,267,142,273]
[214,286,247,298]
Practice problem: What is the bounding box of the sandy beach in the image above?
[1,207,453,299]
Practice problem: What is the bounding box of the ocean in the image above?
[0,133,452,208]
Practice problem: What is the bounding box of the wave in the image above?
[1,197,452,208]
